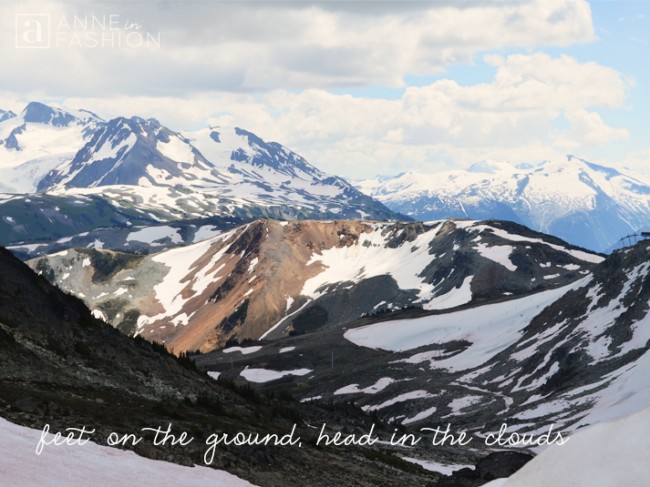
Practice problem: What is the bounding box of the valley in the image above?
[1,100,649,486]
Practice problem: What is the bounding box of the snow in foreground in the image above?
[484,406,650,487]
[0,417,256,487]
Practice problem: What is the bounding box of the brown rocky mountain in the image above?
[29,218,602,353]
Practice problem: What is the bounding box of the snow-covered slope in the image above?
[337,240,650,431]
[0,102,101,193]
[358,157,650,252]
[29,107,397,221]
[0,417,256,487]
[484,406,650,487]
[186,126,363,204]
[38,116,228,190]
[196,239,650,449]
[29,218,600,353]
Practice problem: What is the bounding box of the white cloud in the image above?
[194,53,628,178]
[6,52,628,179]
[559,109,629,147]
[3,1,636,180]
[0,0,595,95]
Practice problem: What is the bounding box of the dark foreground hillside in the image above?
[0,247,439,486]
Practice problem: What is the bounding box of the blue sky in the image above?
[575,1,649,165]
[1,0,649,179]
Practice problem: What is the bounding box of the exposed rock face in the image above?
[194,241,650,456]
[29,219,601,353]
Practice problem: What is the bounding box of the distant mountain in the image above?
[0,109,16,124]
[30,218,601,353]
[357,157,650,252]
[0,102,400,253]
[38,116,229,190]
[36,117,396,221]
[6,213,245,260]
[0,193,157,251]
[0,102,101,193]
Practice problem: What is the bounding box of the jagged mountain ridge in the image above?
[357,157,650,252]
[30,218,601,353]
[0,109,17,124]
[37,116,228,190]
[0,102,398,228]
[195,240,650,456]
[41,117,395,221]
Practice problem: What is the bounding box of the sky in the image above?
[1,0,649,179]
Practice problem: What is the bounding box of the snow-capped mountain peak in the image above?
[0,104,396,222]
[37,115,227,191]
[187,125,335,184]
[358,156,650,252]
[22,101,78,127]
[0,102,102,193]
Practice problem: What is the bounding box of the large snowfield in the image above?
[344,280,585,372]
[0,417,256,486]
[485,406,650,487]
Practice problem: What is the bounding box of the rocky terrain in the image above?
[4,216,649,485]
[28,218,601,353]
[193,240,650,468]
[0,246,448,486]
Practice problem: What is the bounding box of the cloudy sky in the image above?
[1,0,648,179]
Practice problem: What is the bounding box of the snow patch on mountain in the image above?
[300,223,443,302]
[240,367,311,383]
[127,226,183,245]
[0,103,101,192]
[344,280,586,371]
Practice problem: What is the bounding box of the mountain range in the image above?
[357,157,650,253]
[3,100,650,486]
[3,101,650,257]
[0,102,400,256]
[29,218,601,353]
[192,238,650,466]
